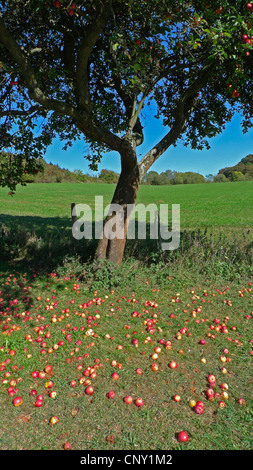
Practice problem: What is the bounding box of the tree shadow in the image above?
[0,213,96,273]
[0,213,169,272]
[0,213,252,276]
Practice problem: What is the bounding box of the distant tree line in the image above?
[144,170,206,185]
[216,154,253,182]
[0,153,119,185]
[144,154,253,185]
[1,152,252,187]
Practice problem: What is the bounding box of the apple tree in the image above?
[0,0,253,266]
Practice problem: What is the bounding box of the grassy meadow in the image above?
[0,180,252,229]
[0,180,252,452]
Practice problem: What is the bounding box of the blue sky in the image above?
[45,111,253,178]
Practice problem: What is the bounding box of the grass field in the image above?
[0,181,252,453]
[0,181,253,230]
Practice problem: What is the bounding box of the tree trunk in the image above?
[95,141,139,267]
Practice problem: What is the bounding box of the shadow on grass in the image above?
[0,213,253,275]
[0,213,252,318]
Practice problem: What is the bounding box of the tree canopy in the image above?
[0,0,253,192]
[1,1,253,265]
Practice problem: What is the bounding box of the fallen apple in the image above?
[177,431,189,442]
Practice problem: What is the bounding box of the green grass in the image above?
[0,269,252,450]
[0,180,252,231]
[0,180,252,451]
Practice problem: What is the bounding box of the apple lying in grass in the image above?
[169,360,178,369]
[13,396,23,406]
[206,388,215,399]
[85,386,94,396]
[194,401,204,414]
[63,442,72,450]
[45,380,54,389]
[50,416,59,425]
[34,399,43,407]
[173,394,181,402]
[135,397,144,407]
[207,374,216,384]
[177,431,189,442]
[44,364,53,374]
[124,396,133,404]
[111,372,119,381]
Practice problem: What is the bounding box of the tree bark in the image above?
[95,140,139,267]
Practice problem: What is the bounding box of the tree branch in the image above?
[138,64,214,180]
[0,104,42,118]
[0,14,78,120]
[0,8,126,156]
[112,71,144,145]
[128,92,147,135]
[75,0,111,112]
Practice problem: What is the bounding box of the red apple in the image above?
[38,371,46,379]
[9,349,16,356]
[219,401,226,408]
[206,388,215,398]
[63,442,71,450]
[31,370,39,379]
[195,404,204,414]
[13,396,23,406]
[45,380,53,389]
[107,391,115,399]
[220,383,229,391]
[50,416,59,425]
[177,431,189,442]
[135,397,144,407]
[173,394,181,402]
[44,364,53,374]
[34,399,43,407]
[196,400,204,407]
[169,360,177,369]
[85,386,94,395]
[123,395,133,404]
[111,372,119,381]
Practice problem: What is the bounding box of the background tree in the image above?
[218,154,253,180]
[232,170,246,180]
[145,171,161,185]
[98,169,119,183]
[213,173,229,183]
[0,0,253,266]
[205,174,214,183]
